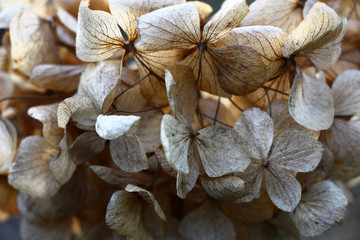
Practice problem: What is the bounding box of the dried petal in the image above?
[95,114,140,140]
[0,117,17,173]
[201,176,246,202]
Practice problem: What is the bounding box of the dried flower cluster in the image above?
[0,0,360,239]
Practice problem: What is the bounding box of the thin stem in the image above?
[196,42,207,86]
[113,72,150,103]
[213,96,221,126]
[263,87,272,117]
[263,86,289,96]
[198,112,232,128]
[228,98,244,112]
[267,56,294,82]
[106,105,168,115]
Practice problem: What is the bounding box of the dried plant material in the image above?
[57,7,78,33]
[165,65,197,127]
[0,117,17,173]
[241,0,303,33]
[76,2,125,62]
[106,190,142,235]
[0,71,14,109]
[214,26,286,95]
[332,69,360,116]
[188,1,213,24]
[289,66,334,131]
[110,133,148,172]
[290,180,347,237]
[57,95,94,128]
[56,25,76,47]
[78,60,122,112]
[17,193,57,221]
[177,146,199,199]
[201,176,246,202]
[30,64,85,92]
[8,136,61,198]
[95,114,140,140]
[234,108,323,211]
[0,3,23,29]
[136,110,163,152]
[271,100,319,141]
[10,8,60,76]
[282,2,347,70]
[178,200,236,240]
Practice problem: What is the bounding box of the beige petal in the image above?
[125,184,166,221]
[234,163,263,203]
[265,165,301,212]
[214,26,286,96]
[90,165,152,186]
[76,2,125,62]
[269,130,323,172]
[187,1,213,24]
[49,133,76,185]
[291,180,347,237]
[271,99,319,141]
[289,66,334,131]
[165,65,197,127]
[96,114,140,140]
[282,2,347,69]
[234,107,274,160]
[136,110,163,152]
[71,102,101,131]
[10,8,61,75]
[136,4,200,51]
[201,175,246,202]
[30,64,85,92]
[78,60,122,112]
[110,134,148,172]
[57,7,77,33]
[0,3,23,29]
[0,117,17,173]
[241,0,302,33]
[105,190,142,235]
[110,0,185,41]
[69,132,106,164]
[176,145,199,199]
[20,217,72,240]
[8,136,61,198]
[325,118,360,168]
[178,200,236,240]
[160,114,191,174]
[56,25,76,47]
[202,0,248,43]
[332,69,360,116]
[57,95,95,128]
[197,126,250,177]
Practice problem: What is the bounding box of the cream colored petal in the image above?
[136,4,200,51]
[0,3,23,29]
[105,190,142,235]
[57,7,77,33]
[176,145,199,199]
[10,7,61,75]
[30,64,85,92]
[265,165,301,212]
[202,0,248,43]
[282,2,347,69]
[291,180,347,237]
[160,114,191,174]
[110,0,185,41]
[8,136,61,198]
[187,1,213,24]
[69,132,106,164]
[110,134,149,172]
[49,132,75,185]
[78,60,122,112]
[271,99,319,141]
[201,175,246,202]
[332,69,360,116]
[234,107,274,160]
[125,184,166,221]
[325,118,360,168]
[0,117,17,173]
[214,26,286,96]
[289,66,334,131]
[76,2,125,62]
[197,126,250,177]
[96,114,140,140]
[269,130,323,172]
[178,200,236,240]
[136,110,163,152]
[241,0,302,33]
[165,65,197,127]
[57,95,95,128]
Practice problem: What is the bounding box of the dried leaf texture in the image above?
[289,66,334,131]
[0,117,17,173]
[8,136,61,198]
[241,0,303,33]
[188,1,213,24]
[214,26,286,96]
[291,180,347,237]
[76,2,125,62]
[96,115,140,140]
[282,2,347,70]
[177,147,199,199]
[178,200,236,240]
[201,176,246,202]
[10,8,61,76]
